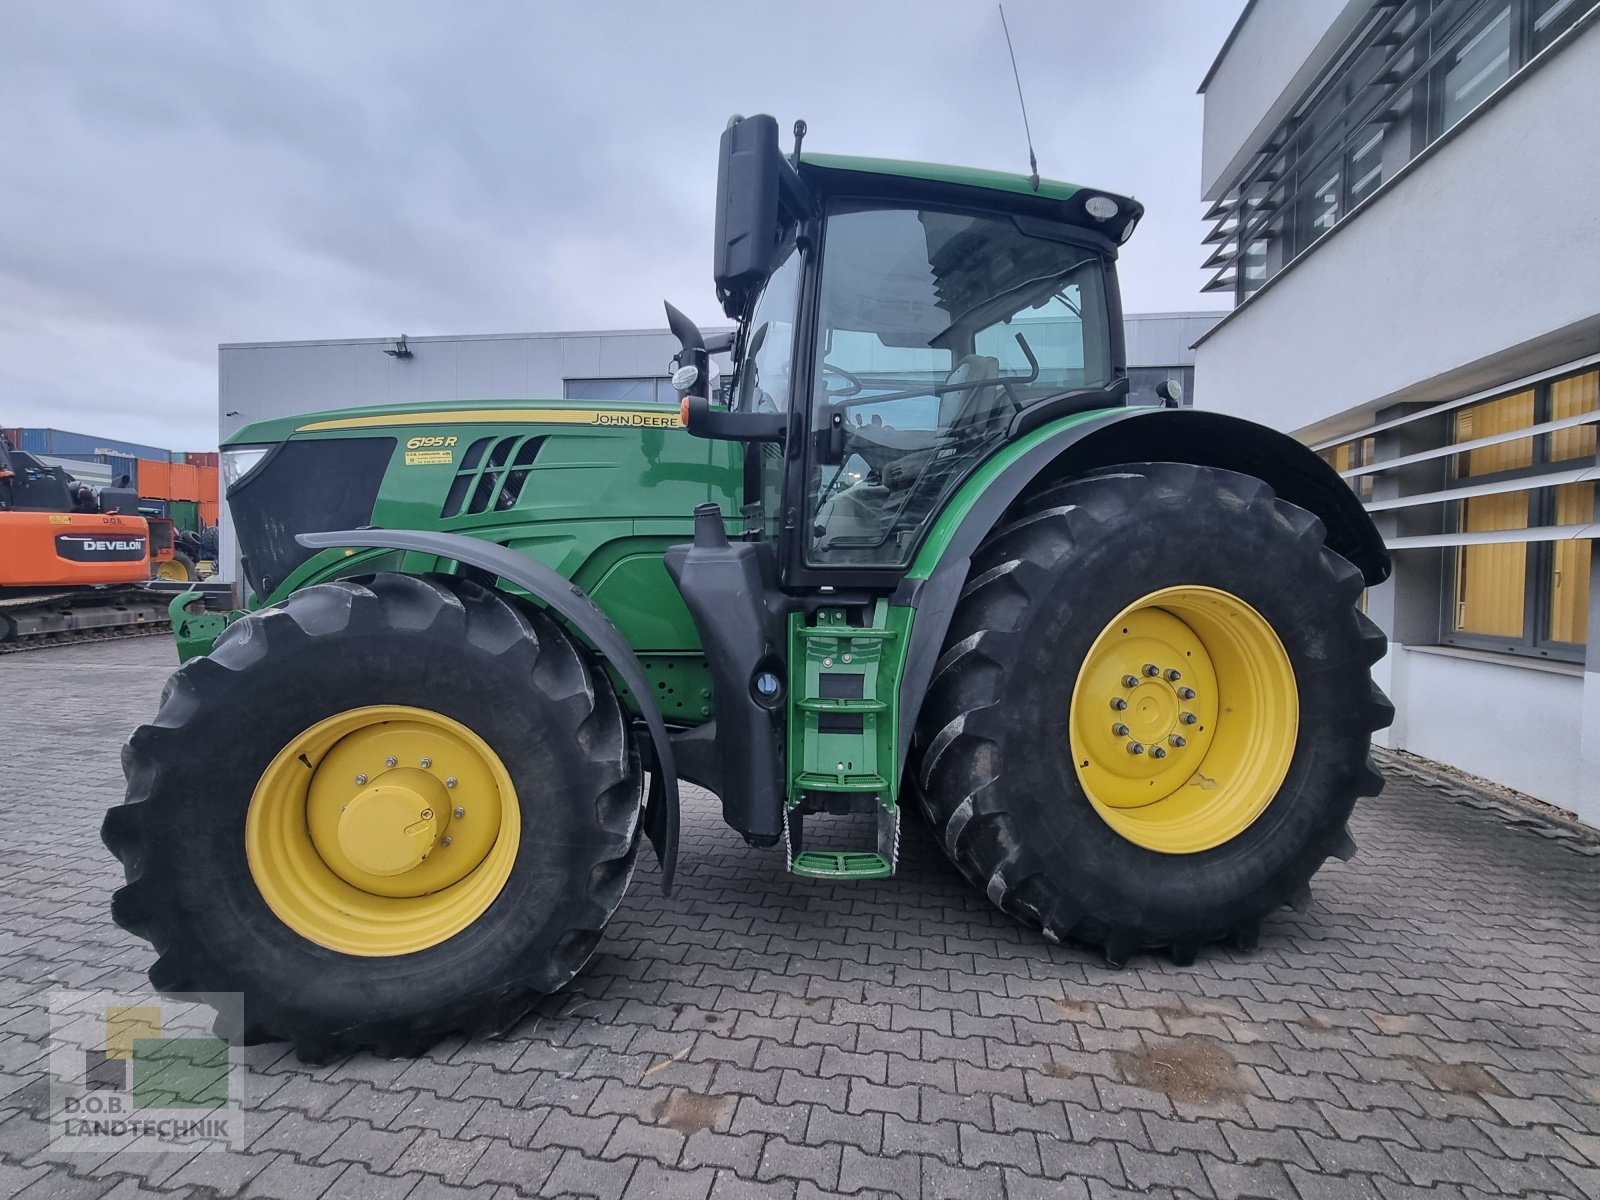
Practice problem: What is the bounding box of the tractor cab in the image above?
[0,439,76,514]
[671,114,1142,588]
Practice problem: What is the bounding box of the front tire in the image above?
[912,464,1391,965]
[153,551,196,582]
[103,574,642,1059]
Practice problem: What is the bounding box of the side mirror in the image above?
[712,114,812,319]
[666,301,787,444]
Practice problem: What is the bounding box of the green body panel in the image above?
[215,400,742,720]
[906,409,1119,580]
[799,152,1088,204]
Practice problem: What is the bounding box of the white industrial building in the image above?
[1194,0,1600,823]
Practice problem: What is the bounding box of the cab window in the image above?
[806,203,1112,567]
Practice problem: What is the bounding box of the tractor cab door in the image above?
[789,202,1114,586]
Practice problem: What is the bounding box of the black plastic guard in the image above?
[297,528,680,895]
[662,508,787,845]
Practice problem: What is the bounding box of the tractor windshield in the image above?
[807,202,1113,568]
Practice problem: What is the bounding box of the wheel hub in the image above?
[246,705,520,956]
[1074,610,1217,807]
[335,772,445,876]
[1068,586,1298,854]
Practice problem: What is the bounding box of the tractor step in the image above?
[790,851,893,880]
[784,806,900,880]
[785,603,906,879]
[793,771,890,792]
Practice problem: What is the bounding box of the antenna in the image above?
[997,4,1040,192]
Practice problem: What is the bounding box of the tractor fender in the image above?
[297,529,679,894]
[890,406,1389,781]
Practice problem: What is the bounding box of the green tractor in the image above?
[104,116,1391,1059]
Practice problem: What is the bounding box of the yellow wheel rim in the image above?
[154,559,191,581]
[1068,586,1298,854]
[245,705,520,956]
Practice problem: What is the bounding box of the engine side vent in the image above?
[440,436,544,518]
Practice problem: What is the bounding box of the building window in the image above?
[1442,371,1598,657]
[1435,4,1514,136]
[1346,126,1386,208]
[1534,0,1590,48]
[1204,0,1600,303]
[565,377,679,404]
[1319,437,1377,501]
[1297,158,1343,252]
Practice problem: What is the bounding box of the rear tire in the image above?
[911,463,1391,965]
[103,573,642,1059]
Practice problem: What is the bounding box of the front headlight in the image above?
[220,446,270,491]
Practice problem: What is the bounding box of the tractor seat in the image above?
[940,354,1008,437]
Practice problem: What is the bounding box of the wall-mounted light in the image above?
[384,335,413,359]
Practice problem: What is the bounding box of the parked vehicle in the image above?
[105,116,1391,1059]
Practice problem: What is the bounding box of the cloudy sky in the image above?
[2,1,1243,451]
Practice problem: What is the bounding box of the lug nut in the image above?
[1112,723,1130,737]
[354,773,367,785]
[1165,669,1182,682]
[1127,742,1145,755]
[1121,674,1140,688]
[1110,697,1128,711]
[441,836,453,848]
[453,806,465,818]
[1169,735,1187,748]
[420,757,432,769]
[1180,712,1198,725]
[445,777,458,789]
[1150,746,1167,759]
[1177,687,1196,700]
[1142,663,1160,677]
[385,756,397,768]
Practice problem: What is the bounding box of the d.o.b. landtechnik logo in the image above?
[47,990,245,1153]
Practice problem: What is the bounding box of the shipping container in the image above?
[13,427,171,461]
[100,453,138,489]
[138,458,172,500]
[169,462,200,501]
[168,499,200,532]
[199,499,220,528]
[184,451,220,468]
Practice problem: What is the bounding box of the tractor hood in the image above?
[222,398,739,603]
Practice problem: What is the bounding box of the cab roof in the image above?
[798,151,1119,207]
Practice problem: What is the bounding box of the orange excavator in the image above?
[0,435,175,645]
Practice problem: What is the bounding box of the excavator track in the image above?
[0,588,172,654]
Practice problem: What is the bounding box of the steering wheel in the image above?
[820,361,864,398]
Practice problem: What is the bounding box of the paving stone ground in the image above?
[2,636,1599,1200]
